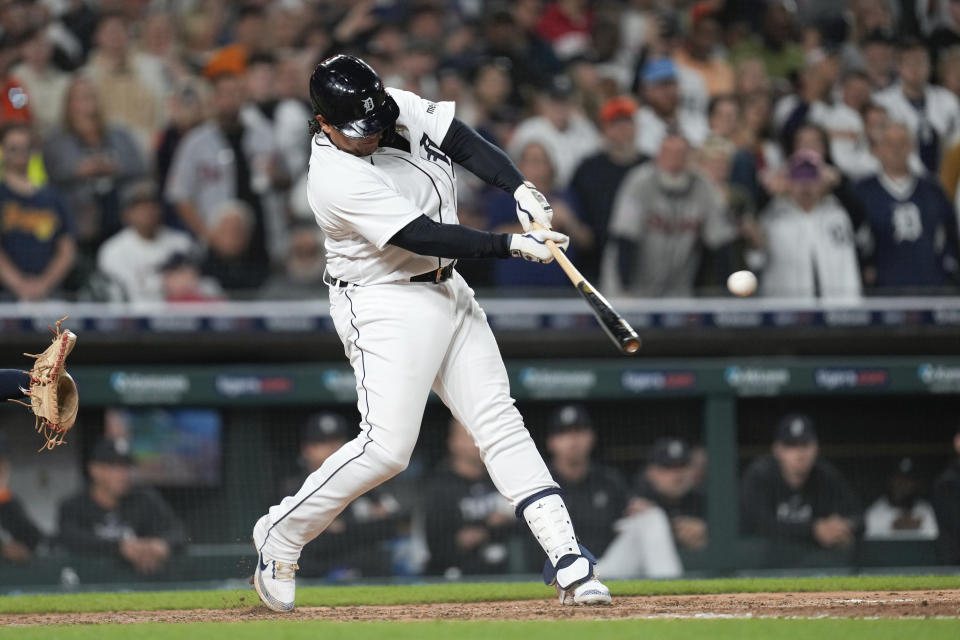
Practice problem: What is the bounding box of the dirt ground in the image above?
[4,590,960,626]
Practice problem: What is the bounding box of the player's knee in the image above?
[368,443,410,478]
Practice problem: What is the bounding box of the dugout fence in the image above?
[2,354,957,592]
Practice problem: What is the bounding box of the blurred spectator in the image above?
[96,180,194,302]
[730,0,804,82]
[740,414,862,563]
[606,133,735,296]
[928,2,960,75]
[284,412,405,580]
[854,122,960,292]
[774,48,840,151]
[542,405,627,561]
[467,58,516,146]
[424,418,517,578]
[569,96,646,282]
[697,134,763,281]
[874,39,960,174]
[165,71,280,269]
[204,4,268,78]
[758,150,861,299]
[933,428,960,563]
[939,46,960,101]
[632,438,708,553]
[707,95,739,141]
[780,123,870,235]
[0,32,31,125]
[199,200,269,295]
[636,58,708,156]
[537,0,592,62]
[478,5,562,102]
[864,457,939,540]
[13,26,69,138]
[859,29,897,92]
[674,3,734,98]
[508,75,599,189]
[135,11,188,100]
[58,438,186,575]
[809,70,885,180]
[0,433,42,565]
[730,90,782,206]
[259,225,326,301]
[159,252,223,303]
[0,123,76,302]
[485,141,591,288]
[83,11,162,155]
[155,80,207,222]
[43,76,146,253]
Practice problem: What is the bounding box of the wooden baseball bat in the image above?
[532,223,640,355]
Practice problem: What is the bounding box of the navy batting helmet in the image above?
[309,55,399,139]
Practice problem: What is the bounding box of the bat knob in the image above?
[624,340,641,354]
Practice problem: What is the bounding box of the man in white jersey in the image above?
[251,55,612,611]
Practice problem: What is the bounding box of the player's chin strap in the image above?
[516,489,597,589]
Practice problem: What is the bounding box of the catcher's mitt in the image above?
[9,316,79,451]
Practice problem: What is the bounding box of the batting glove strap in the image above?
[513,181,554,232]
[509,230,569,263]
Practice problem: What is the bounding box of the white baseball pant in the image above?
[258,271,559,563]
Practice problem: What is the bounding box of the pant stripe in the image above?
[259,290,373,549]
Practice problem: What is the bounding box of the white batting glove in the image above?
[514,181,554,232]
[509,230,570,263]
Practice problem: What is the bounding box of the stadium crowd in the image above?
[1,0,960,301]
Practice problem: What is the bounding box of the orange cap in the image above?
[599,96,638,124]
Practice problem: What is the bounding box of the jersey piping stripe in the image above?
[258,290,373,550]
[392,155,444,270]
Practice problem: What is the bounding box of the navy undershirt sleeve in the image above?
[389,215,512,259]
[0,369,29,401]
[440,118,526,194]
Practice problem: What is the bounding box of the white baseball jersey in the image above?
[307,88,458,286]
[874,83,960,152]
[759,195,862,300]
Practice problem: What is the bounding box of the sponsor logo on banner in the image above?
[933,309,960,325]
[713,312,763,328]
[110,372,190,403]
[621,370,697,393]
[322,369,358,400]
[724,366,790,395]
[215,375,294,397]
[518,368,597,399]
[918,364,960,392]
[824,310,872,326]
[814,368,889,390]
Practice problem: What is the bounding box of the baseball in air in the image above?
[727,270,757,297]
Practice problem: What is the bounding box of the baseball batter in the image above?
[252,55,611,611]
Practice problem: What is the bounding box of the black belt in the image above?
[325,262,455,288]
[409,262,456,283]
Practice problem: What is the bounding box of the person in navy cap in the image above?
[632,437,708,552]
[636,57,708,157]
[740,414,862,566]
[541,405,682,579]
[57,438,186,575]
[542,405,629,561]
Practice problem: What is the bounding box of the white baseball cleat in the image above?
[556,577,612,606]
[251,516,298,612]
